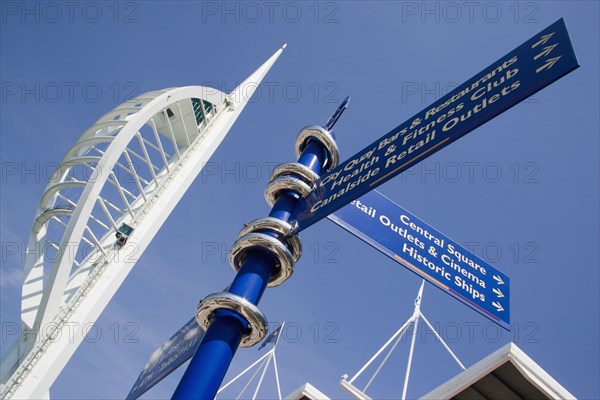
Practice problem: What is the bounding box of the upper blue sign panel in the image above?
[329,190,510,329]
[292,19,579,231]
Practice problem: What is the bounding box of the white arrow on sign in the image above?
[534,43,558,60]
[532,31,555,49]
[493,275,505,285]
[492,302,505,312]
[537,56,562,73]
[493,288,505,298]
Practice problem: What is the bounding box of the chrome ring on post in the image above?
[195,292,268,347]
[238,217,301,262]
[270,162,320,187]
[295,125,340,172]
[264,175,313,207]
[229,232,295,287]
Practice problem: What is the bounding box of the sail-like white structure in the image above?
[0,46,285,399]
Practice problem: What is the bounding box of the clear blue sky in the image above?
[1,1,598,399]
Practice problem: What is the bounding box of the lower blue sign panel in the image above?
[127,318,204,400]
[329,190,510,330]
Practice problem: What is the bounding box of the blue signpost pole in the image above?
[172,100,348,399]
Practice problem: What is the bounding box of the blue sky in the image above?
[1,1,598,399]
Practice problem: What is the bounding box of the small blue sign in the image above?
[292,19,579,231]
[127,318,204,400]
[329,190,510,330]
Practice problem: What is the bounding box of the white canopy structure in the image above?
[421,342,575,400]
[0,46,285,399]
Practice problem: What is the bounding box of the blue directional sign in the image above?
[127,318,204,400]
[292,19,579,231]
[329,190,510,329]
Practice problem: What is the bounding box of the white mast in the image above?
[340,281,466,400]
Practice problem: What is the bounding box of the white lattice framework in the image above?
[0,46,285,399]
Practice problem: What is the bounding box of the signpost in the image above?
[291,18,579,232]
[147,19,578,399]
[329,190,510,329]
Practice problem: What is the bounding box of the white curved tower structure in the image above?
[0,46,285,399]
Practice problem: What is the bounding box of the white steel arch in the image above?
[0,46,285,399]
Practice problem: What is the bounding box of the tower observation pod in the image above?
[0,46,286,400]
